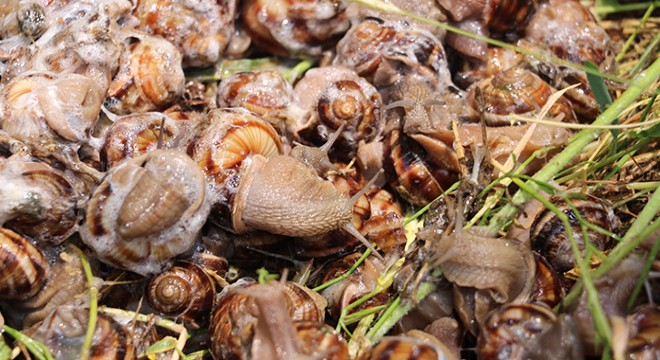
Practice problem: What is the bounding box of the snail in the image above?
[468,66,577,126]
[531,195,619,275]
[0,71,104,146]
[133,0,237,68]
[529,253,565,308]
[0,228,49,300]
[216,71,296,134]
[0,152,80,244]
[361,333,457,360]
[477,302,557,360]
[147,259,223,328]
[190,108,383,257]
[209,278,336,359]
[454,46,524,88]
[625,305,660,360]
[80,148,210,276]
[293,66,384,162]
[240,0,350,58]
[105,34,186,115]
[100,112,199,170]
[29,305,135,359]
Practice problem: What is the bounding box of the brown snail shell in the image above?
[0,72,104,144]
[531,196,619,275]
[105,34,185,115]
[529,253,565,308]
[188,108,283,230]
[293,66,383,162]
[80,149,210,276]
[477,302,557,360]
[147,260,217,328]
[100,112,198,170]
[209,279,327,359]
[383,128,457,206]
[468,66,577,126]
[0,228,49,300]
[216,71,295,133]
[361,335,456,360]
[293,320,349,360]
[30,305,135,359]
[241,0,350,57]
[626,305,660,360]
[134,0,237,68]
[0,155,80,244]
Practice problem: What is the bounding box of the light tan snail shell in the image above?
[80,149,210,276]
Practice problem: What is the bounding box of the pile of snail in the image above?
[0,0,657,359]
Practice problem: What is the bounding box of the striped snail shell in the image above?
[477,302,557,360]
[0,155,80,244]
[0,72,104,145]
[133,0,237,68]
[105,34,185,115]
[30,305,135,359]
[241,0,350,57]
[531,196,619,275]
[362,334,456,360]
[147,260,217,328]
[80,149,210,276]
[0,228,49,300]
[293,66,383,162]
[468,66,577,126]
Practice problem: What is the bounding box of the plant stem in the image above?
[627,235,660,311]
[487,57,660,233]
[73,247,98,360]
[312,249,371,292]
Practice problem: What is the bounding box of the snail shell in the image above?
[241,0,350,57]
[0,72,104,145]
[105,34,185,115]
[531,196,619,275]
[188,108,283,230]
[147,260,217,328]
[81,149,210,276]
[100,112,198,170]
[30,305,135,359]
[0,156,80,244]
[626,305,660,360]
[134,0,237,68]
[468,66,577,126]
[0,228,49,300]
[293,66,383,162]
[216,71,295,132]
[383,128,456,206]
[477,302,557,360]
[529,253,565,308]
[361,335,455,360]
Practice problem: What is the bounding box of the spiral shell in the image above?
[105,34,185,115]
[31,305,135,359]
[0,228,49,300]
[294,66,383,162]
[362,335,455,360]
[100,112,198,170]
[334,18,450,88]
[188,108,283,230]
[531,196,619,275]
[383,128,457,206]
[209,279,327,359]
[241,0,350,57]
[0,72,104,144]
[626,305,660,360]
[484,0,538,34]
[468,66,577,126]
[134,0,237,68]
[294,321,349,360]
[0,155,80,244]
[147,260,217,328]
[529,253,565,308]
[477,303,557,360]
[81,149,210,276]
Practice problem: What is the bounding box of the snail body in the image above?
[81,149,210,276]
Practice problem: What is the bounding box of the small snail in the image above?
[531,195,619,275]
[0,72,104,145]
[133,0,237,68]
[468,66,577,126]
[80,149,210,276]
[477,302,557,360]
[0,228,49,300]
[0,153,80,244]
[529,253,565,308]
[147,260,220,328]
[361,334,456,360]
[241,0,350,57]
[293,66,384,162]
[626,305,660,360]
[30,305,135,359]
[105,34,185,115]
